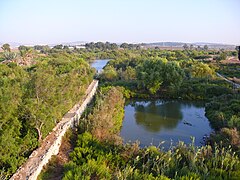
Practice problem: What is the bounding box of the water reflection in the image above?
[133,101,183,132]
[121,99,213,148]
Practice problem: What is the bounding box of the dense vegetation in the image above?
[218,64,240,79]
[206,94,240,154]
[79,86,125,144]
[1,43,239,179]
[100,57,232,100]
[63,132,240,179]
[62,87,240,179]
[0,53,94,178]
[61,46,240,179]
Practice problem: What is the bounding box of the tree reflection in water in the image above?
[121,99,212,148]
[132,100,183,132]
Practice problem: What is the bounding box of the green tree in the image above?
[53,44,63,49]
[18,45,31,52]
[137,59,165,94]
[219,52,227,60]
[203,45,208,51]
[190,44,194,50]
[120,43,129,49]
[19,47,33,63]
[0,64,29,177]
[162,62,185,89]
[1,43,11,52]
[63,45,69,50]
[101,66,118,81]
[183,44,189,51]
[3,51,17,60]
[122,66,136,81]
[190,62,215,79]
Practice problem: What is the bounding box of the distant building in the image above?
[75,45,85,49]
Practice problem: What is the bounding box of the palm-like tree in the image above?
[19,48,33,65]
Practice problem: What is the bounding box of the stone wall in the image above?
[11,80,99,180]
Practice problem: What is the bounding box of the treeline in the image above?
[1,43,237,65]
[85,42,118,50]
[0,53,94,178]
[99,57,232,100]
[85,42,143,50]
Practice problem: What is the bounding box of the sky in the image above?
[0,0,240,45]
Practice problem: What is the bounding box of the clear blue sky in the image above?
[0,0,239,45]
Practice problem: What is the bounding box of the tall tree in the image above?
[1,43,11,52]
[137,59,165,94]
[203,45,208,51]
[190,44,194,50]
[236,46,240,60]
[183,44,189,51]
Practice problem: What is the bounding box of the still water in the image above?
[90,59,109,72]
[120,99,213,149]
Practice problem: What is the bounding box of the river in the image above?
[90,59,110,72]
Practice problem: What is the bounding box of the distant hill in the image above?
[0,41,237,50]
[0,41,88,48]
[146,42,236,50]
[147,42,186,47]
[48,41,88,47]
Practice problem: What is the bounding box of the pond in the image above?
[90,59,110,72]
[120,99,213,149]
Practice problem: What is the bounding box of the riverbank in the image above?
[61,86,240,179]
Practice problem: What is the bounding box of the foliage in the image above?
[85,42,118,50]
[136,59,185,94]
[190,62,215,79]
[64,65,240,179]
[0,53,94,178]
[206,94,240,130]
[1,43,11,52]
[101,66,118,81]
[3,51,17,60]
[1,46,239,179]
[136,59,165,94]
[177,79,232,100]
[217,63,240,78]
[63,132,240,179]
[100,56,230,100]
[206,94,240,153]
[80,86,125,144]
[213,52,227,61]
[0,64,29,177]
